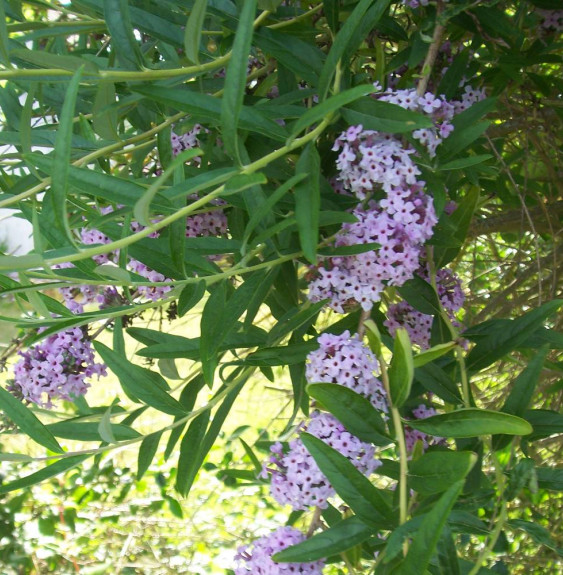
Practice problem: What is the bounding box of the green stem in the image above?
[28,366,257,463]
[379,356,409,530]
[425,247,471,407]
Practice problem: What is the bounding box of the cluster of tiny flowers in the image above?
[185,195,229,240]
[12,328,106,407]
[385,302,434,349]
[305,330,386,411]
[538,9,563,32]
[234,526,324,575]
[264,412,380,511]
[171,124,203,162]
[404,404,440,452]
[376,88,455,157]
[308,188,436,312]
[384,268,465,349]
[128,258,172,302]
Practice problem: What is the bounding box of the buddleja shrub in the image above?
[0,0,562,573]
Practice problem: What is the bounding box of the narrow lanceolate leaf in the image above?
[393,481,464,575]
[413,342,456,367]
[289,84,377,138]
[318,0,390,100]
[301,432,394,528]
[342,98,433,133]
[408,408,533,439]
[52,66,83,244]
[273,516,374,563]
[0,455,90,494]
[294,143,320,264]
[98,406,116,444]
[103,0,144,69]
[0,386,64,453]
[503,345,549,416]
[220,0,258,160]
[94,342,187,416]
[408,451,477,495]
[388,328,414,407]
[307,384,391,445]
[466,300,562,372]
[137,431,163,480]
[175,411,210,496]
[184,0,208,65]
[200,272,267,384]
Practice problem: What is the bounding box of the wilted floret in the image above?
[234,526,324,574]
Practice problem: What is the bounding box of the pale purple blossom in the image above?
[12,327,106,407]
[306,330,387,412]
[234,526,324,574]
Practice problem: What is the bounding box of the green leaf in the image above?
[536,466,563,491]
[433,187,480,267]
[94,342,187,416]
[342,98,433,134]
[415,363,463,404]
[273,516,374,563]
[254,27,325,85]
[177,280,206,317]
[502,346,549,416]
[93,82,118,140]
[137,431,163,481]
[51,66,83,244]
[8,48,99,73]
[184,0,208,65]
[0,456,90,494]
[289,85,377,138]
[408,451,477,495]
[318,0,390,100]
[176,411,210,496]
[413,342,457,368]
[220,0,257,160]
[466,300,563,372]
[388,328,414,407]
[301,432,393,528]
[98,406,117,444]
[440,121,490,159]
[523,409,563,440]
[0,386,63,453]
[241,174,306,251]
[266,300,326,346]
[392,481,464,574]
[103,0,144,69]
[438,155,493,171]
[134,86,287,142]
[397,275,441,315]
[134,148,203,226]
[508,520,563,556]
[201,273,267,384]
[307,383,390,445]
[46,421,140,442]
[408,408,533,439]
[294,143,320,264]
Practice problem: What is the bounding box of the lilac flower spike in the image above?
[234,526,325,574]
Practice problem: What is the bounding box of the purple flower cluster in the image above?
[538,9,563,32]
[308,188,436,312]
[384,267,465,350]
[234,526,324,574]
[12,327,106,407]
[171,124,204,163]
[305,330,387,412]
[404,404,442,452]
[264,412,380,511]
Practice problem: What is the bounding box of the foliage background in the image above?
[0,0,562,573]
